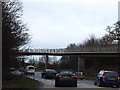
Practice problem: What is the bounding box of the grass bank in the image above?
[2,74,41,89]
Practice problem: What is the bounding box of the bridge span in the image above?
[16,48,120,71]
[17,51,120,57]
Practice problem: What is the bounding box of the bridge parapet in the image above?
[19,48,65,53]
[18,45,120,53]
[65,45,119,52]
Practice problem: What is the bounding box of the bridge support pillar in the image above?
[44,55,48,70]
[78,57,85,71]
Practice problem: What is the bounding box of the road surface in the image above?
[27,72,117,89]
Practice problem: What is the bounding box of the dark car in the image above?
[10,68,16,72]
[19,67,25,72]
[94,70,120,88]
[41,69,57,79]
[55,69,77,87]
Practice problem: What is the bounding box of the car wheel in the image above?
[98,80,103,87]
[94,81,97,85]
[55,80,59,87]
[41,74,43,78]
[45,76,47,79]
[55,83,58,87]
[73,82,77,87]
[116,85,119,88]
[80,78,83,80]
[25,72,27,75]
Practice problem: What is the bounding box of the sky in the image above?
[21,0,120,49]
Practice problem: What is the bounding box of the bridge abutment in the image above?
[78,57,85,72]
[44,55,48,70]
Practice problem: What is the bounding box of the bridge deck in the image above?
[17,52,120,57]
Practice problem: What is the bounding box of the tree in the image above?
[83,34,98,47]
[2,0,30,75]
[99,34,113,45]
[106,21,120,51]
[106,21,120,44]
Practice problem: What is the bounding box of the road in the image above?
[27,72,114,89]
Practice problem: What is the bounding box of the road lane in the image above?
[77,80,102,88]
[27,72,115,89]
[27,72,55,88]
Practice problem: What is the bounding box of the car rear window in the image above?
[48,70,56,73]
[46,69,56,73]
[28,67,34,69]
[105,72,118,77]
[60,71,74,74]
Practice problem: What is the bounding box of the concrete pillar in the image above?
[78,57,85,71]
[44,55,48,70]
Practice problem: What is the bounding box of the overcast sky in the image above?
[21,0,120,49]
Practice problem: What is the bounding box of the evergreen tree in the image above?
[2,0,30,76]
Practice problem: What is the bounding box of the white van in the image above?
[25,65,35,75]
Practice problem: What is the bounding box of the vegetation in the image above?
[2,0,120,82]
[2,74,40,89]
[31,21,120,74]
[58,21,120,72]
[2,0,30,78]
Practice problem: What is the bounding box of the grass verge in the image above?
[2,74,40,89]
[84,76,94,80]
